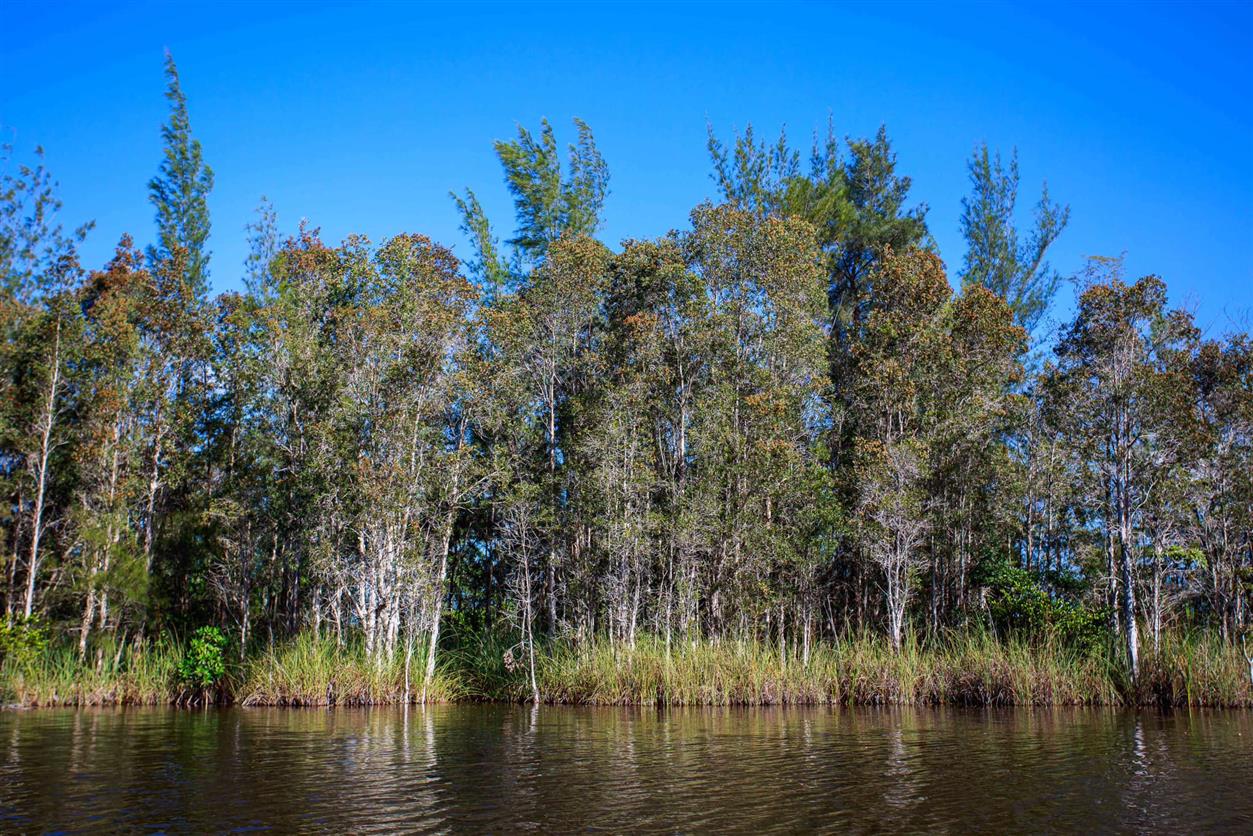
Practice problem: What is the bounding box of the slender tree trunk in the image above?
[423,505,455,702]
[24,319,62,619]
[78,574,97,659]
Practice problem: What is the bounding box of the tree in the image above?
[482,235,610,636]
[453,118,609,293]
[844,249,948,649]
[0,145,91,622]
[73,237,155,654]
[1186,333,1253,642]
[678,203,827,640]
[959,145,1069,340]
[148,50,214,298]
[844,248,1023,649]
[1048,257,1198,679]
[707,120,929,340]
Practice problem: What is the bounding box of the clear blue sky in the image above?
[3,0,1250,335]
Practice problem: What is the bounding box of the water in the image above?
[1,705,1250,833]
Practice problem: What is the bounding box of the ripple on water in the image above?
[2,704,1251,833]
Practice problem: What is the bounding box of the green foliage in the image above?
[238,634,466,705]
[148,50,214,297]
[975,556,1108,652]
[0,617,49,669]
[2,61,1249,697]
[706,120,929,337]
[452,117,609,290]
[177,626,227,689]
[0,636,181,706]
[959,144,1069,338]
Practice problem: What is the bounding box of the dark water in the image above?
[1,705,1250,833]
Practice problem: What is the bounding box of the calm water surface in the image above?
[1,704,1250,833]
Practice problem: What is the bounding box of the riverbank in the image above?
[3,631,1250,709]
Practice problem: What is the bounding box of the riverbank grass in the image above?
[237,633,466,706]
[487,632,1124,706]
[3,630,1250,708]
[1,636,180,707]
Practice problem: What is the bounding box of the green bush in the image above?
[177,626,227,690]
[975,556,1109,651]
[0,617,49,670]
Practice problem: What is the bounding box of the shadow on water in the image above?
[2,704,1250,832]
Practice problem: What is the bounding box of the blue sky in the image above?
[2,0,1250,335]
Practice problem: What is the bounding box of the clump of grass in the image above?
[1139,631,1253,708]
[237,633,465,706]
[1,636,180,707]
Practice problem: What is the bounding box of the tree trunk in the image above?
[23,318,62,619]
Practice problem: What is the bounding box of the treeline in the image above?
[2,56,1250,698]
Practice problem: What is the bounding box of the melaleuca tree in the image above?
[679,203,828,639]
[482,236,610,636]
[839,248,1023,649]
[11,284,85,620]
[601,238,706,645]
[72,237,156,653]
[0,146,91,621]
[843,249,950,650]
[1047,257,1199,679]
[1186,333,1253,642]
[572,257,662,646]
[370,234,482,694]
[959,144,1069,342]
[925,282,1025,627]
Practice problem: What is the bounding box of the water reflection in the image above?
[1,705,1250,832]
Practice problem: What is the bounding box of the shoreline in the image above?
[5,632,1251,710]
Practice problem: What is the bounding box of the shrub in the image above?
[975,556,1109,651]
[177,626,227,690]
[0,617,49,670]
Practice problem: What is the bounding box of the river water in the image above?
[1,705,1249,833]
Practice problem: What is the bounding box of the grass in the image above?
[3,628,1250,708]
[236,633,466,706]
[465,631,1125,707]
[0,635,180,707]
[1138,630,1253,708]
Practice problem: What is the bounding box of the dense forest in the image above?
[2,55,1250,704]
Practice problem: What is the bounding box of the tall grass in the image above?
[0,636,180,707]
[237,633,466,706]
[4,628,1249,708]
[456,630,1248,708]
[1139,630,1253,708]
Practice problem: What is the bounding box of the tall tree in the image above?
[707,121,929,338]
[148,50,214,298]
[0,146,91,622]
[959,145,1069,340]
[72,237,155,654]
[1048,257,1198,679]
[453,118,609,294]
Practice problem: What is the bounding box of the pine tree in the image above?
[148,50,214,298]
[959,144,1068,340]
[452,118,609,293]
